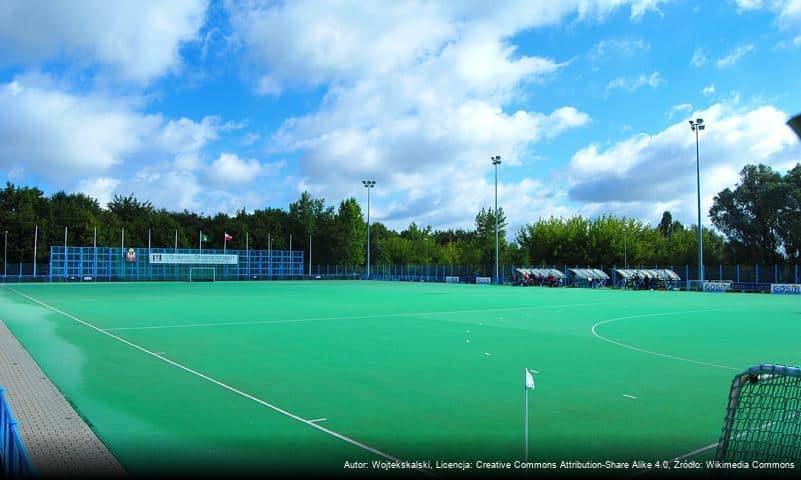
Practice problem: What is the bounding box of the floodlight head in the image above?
[696,118,704,125]
[698,124,705,131]
[788,113,801,140]
[491,155,502,165]
[362,179,376,188]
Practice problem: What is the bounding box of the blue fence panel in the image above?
[0,387,35,477]
[47,246,303,282]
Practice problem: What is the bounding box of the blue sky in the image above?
[1,0,800,235]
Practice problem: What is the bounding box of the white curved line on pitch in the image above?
[591,310,739,371]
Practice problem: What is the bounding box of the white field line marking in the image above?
[590,309,739,371]
[3,286,433,476]
[103,301,616,332]
[622,394,637,400]
[308,418,327,424]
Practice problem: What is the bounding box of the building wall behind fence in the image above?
[47,246,303,281]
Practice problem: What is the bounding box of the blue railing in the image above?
[0,387,34,477]
[46,246,303,282]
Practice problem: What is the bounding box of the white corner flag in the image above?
[525,368,535,390]
[524,367,535,463]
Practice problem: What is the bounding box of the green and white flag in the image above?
[201,233,209,242]
[525,368,535,390]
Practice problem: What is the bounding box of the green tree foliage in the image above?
[710,164,791,264]
[781,164,801,261]
[658,211,673,237]
[1,162,799,272]
[332,198,366,266]
[516,214,725,267]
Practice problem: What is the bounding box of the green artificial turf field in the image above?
[0,281,799,475]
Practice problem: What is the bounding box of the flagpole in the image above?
[224,232,227,253]
[289,234,293,277]
[268,233,272,279]
[174,230,178,251]
[525,376,529,464]
[64,226,68,279]
[199,230,202,252]
[309,235,312,276]
[3,230,7,278]
[93,226,97,278]
[33,224,38,277]
[524,368,535,464]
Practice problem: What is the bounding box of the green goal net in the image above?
[715,363,801,463]
[188,267,216,282]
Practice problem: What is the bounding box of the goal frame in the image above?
[715,363,801,462]
[188,266,216,283]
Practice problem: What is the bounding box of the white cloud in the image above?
[690,48,708,67]
[736,0,801,28]
[0,1,208,83]
[565,103,801,226]
[228,1,665,96]
[256,75,282,96]
[629,0,670,20]
[233,1,653,228]
[207,152,264,185]
[158,116,222,158]
[589,38,650,61]
[0,75,262,215]
[779,0,801,28]
[716,44,755,67]
[75,177,120,208]
[0,77,161,178]
[735,0,765,11]
[702,84,716,96]
[605,71,664,94]
[668,103,693,118]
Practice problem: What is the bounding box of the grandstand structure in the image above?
[567,268,610,288]
[514,268,566,286]
[48,246,303,282]
[613,268,682,290]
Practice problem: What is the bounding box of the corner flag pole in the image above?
[525,376,529,463]
[524,368,535,463]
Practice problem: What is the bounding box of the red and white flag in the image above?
[224,233,233,241]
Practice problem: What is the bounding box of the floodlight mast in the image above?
[689,118,706,284]
[491,155,502,285]
[362,180,376,279]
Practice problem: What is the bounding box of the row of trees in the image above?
[1,162,799,271]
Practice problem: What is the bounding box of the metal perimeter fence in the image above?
[0,387,35,477]
[0,257,799,291]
